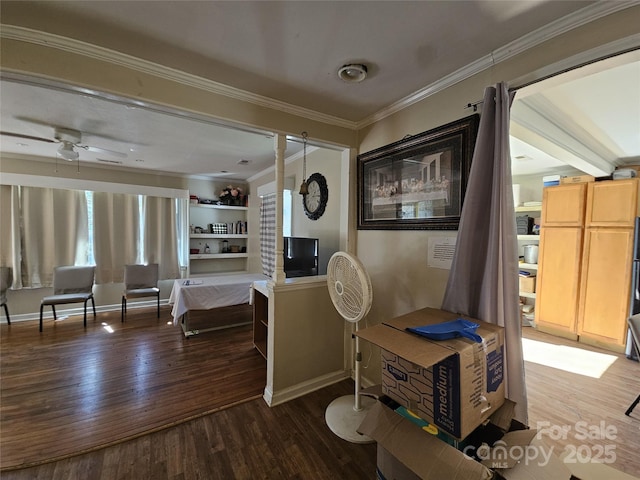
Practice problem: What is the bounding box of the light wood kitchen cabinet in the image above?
[541,183,587,227]
[535,227,583,339]
[577,227,635,350]
[535,178,639,352]
[585,178,639,228]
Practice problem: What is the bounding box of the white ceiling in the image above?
[510,50,640,177]
[0,1,638,180]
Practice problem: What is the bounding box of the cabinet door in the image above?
[534,226,583,337]
[577,227,634,350]
[541,184,587,227]
[585,178,639,228]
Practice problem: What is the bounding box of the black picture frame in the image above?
[357,114,479,230]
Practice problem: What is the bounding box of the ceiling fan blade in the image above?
[0,131,56,143]
[13,115,59,129]
[80,144,128,158]
[14,116,133,144]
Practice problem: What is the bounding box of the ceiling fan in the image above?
[1,127,128,161]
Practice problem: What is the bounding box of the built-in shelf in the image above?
[189,253,248,260]
[190,233,248,239]
[253,288,268,360]
[515,205,542,212]
[519,263,538,270]
[519,292,536,299]
[517,234,540,240]
[189,198,249,276]
[190,203,247,211]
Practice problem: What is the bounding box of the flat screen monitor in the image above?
[283,236,319,278]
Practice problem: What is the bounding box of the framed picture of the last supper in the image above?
[357,114,479,230]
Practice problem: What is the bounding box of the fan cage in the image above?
[327,252,372,323]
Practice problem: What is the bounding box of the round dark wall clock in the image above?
[302,172,328,220]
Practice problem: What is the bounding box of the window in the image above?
[283,189,292,236]
[3,183,185,287]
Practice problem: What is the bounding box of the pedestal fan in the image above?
[325,251,376,444]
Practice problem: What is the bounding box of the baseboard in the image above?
[5,299,169,323]
[264,370,351,407]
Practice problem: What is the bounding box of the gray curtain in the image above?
[0,186,19,287]
[441,82,528,423]
[143,195,180,280]
[19,186,89,288]
[93,191,141,284]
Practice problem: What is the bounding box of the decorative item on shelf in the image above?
[218,185,244,206]
[190,248,199,254]
[211,223,227,234]
[221,239,229,253]
[523,244,538,264]
[189,195,199,205]
[204,243,211,254]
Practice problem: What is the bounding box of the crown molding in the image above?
[0,169,189,198]
[2,1,637,133]
[0,25,359,131]
[357,1,639,129]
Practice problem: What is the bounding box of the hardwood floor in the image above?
[1,378,376,480]
[523,326,640,477]
[2,310,639,479]
[0,305,266,471]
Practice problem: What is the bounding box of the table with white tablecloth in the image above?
[168,273,268,337]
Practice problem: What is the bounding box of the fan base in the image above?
[324,394,376,444]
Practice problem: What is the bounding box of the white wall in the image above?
[248,147,342,276]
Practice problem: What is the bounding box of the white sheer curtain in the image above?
[93,191,141,284]
[19,186,88,287]
[0,186,21,288]
[143,195,180,280]
[441,83,528,423]
[260,193,276,276]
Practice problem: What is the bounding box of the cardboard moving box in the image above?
[356,307,505,439]
[560,175,595,184]
[519,275,536,293]
[359,400,577,480]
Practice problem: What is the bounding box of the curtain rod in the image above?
[465,82,522,111]
[464,100,483,112]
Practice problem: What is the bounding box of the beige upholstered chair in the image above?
[121,263,160,322]
[626,314,640,416]
[0,266,12,325]
[40,266,96,332]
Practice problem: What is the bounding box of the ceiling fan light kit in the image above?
[57,142,79,161]
[337,64,368,83]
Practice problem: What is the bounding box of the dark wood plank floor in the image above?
[0,305,266,471]
[2,310,639,478]
[0,377,376,480]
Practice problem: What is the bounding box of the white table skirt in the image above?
[169,273,268,324]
